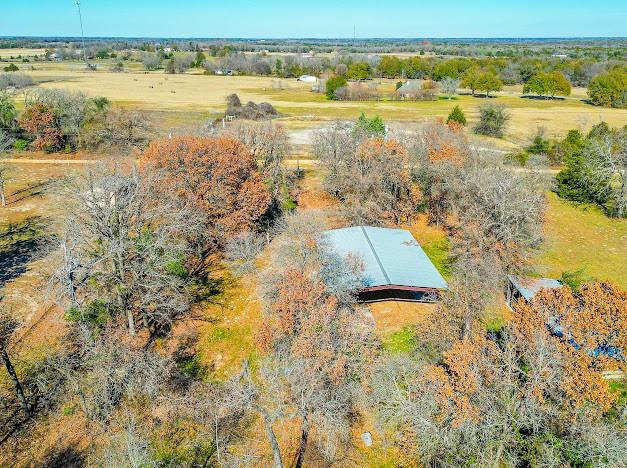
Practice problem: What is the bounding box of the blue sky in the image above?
[1,0,626,38]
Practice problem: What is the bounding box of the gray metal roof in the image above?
[396,80,423,94]
[323,226,448,290]
[508,275,563,301]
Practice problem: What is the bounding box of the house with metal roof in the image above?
[395,80,423,98]
[506,275,563,307]
[323,226,448,302]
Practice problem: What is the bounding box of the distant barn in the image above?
[324,226,448,302]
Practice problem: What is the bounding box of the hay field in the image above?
[0,48,46,58]
[11,61,625,141]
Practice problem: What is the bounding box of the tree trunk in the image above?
[262,413,284,468]
[1,350,30,416]
[462,313,472,340]
[127,309,136,336]
[295,413,309,468]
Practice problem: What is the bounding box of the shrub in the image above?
[3,63,19,72]
[0,92,17,129]
[65,300,111,327]
[13,139,28,150]
[587,68,627,108]
[505,151,530,167]
[446,105,467,126]
[473,103,509,137]
[527,127,550,154]
[354,113,386,136]
[325,75,347,100]
[0,72,34,89]
[548,129,584,165]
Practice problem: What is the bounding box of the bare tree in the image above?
[84,107,153,152]
[140,52,162,70]
[0,129,14,154]
[583,131,627,218]
[440,77,460,99]
[0,164,7,207]
[224,230,265,275]
[314,123,418,225]
[221,120,290,203]
[406,122,545,272]
[52,325,172,429]
[50,164,205,336]
[101,410,153,468]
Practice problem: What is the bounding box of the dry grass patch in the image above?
[0,48,46,58]
[369,301,436,335]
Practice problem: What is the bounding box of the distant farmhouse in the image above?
[395,80,437,101]
[324,226,448,302]
[396,80,424,99]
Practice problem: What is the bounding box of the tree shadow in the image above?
[0,216,55,288]
[7,177,65,206]
[520,95,566,101]
[41,446,85,468]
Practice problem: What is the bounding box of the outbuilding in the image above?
[323,226,448,302]
[506,275,563,307]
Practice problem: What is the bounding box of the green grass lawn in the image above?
[534,192,627,288]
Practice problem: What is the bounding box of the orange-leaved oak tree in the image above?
[141,135,271,274]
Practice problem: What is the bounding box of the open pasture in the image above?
[9,61,625,141]
[0,48,46,58]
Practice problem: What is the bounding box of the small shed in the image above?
[506,275,563,307]
[323,226,448,302]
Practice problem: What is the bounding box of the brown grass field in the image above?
[3,59,622,142]
[0,48,46,58]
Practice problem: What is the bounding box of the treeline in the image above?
[3,37,626,60]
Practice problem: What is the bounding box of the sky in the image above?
[1,0,626,38]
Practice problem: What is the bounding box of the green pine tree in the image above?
[446,105,467,126]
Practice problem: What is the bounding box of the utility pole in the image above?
[75,0,90,68]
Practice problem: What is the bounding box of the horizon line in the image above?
[2,36,626,41]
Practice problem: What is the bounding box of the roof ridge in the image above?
[360,226,391,285]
